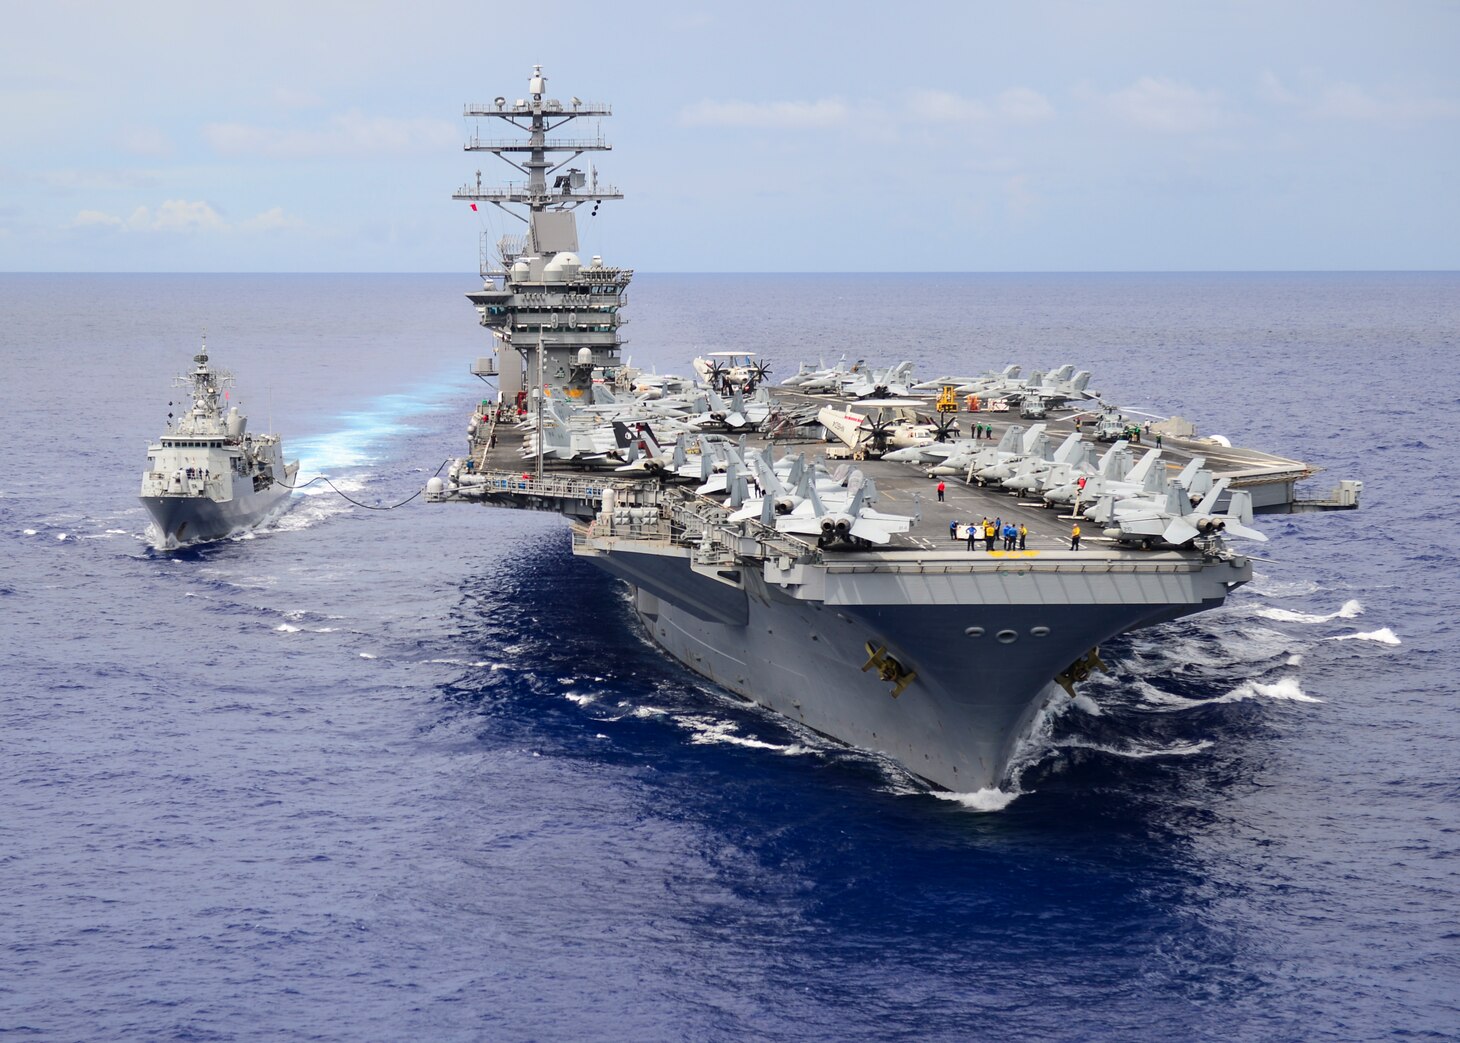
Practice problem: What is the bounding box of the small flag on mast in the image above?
[469,203,478,211]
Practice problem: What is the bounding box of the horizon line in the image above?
[3,268,1458,277]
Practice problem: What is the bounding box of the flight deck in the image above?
[442,382,1350,561]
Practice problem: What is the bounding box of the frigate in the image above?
[426,68,1361,793]
[139,338,298,547]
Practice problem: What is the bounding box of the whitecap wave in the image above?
[274,623,301,633]
[682,717,810,755]
[1254,598,1363,624]
[1058,737,1214,760]
[1222,676,1322,703]
[932,788,1020,812]
[1071,693,1101,715]
[564,692,595,707]
[1329,628,1402,646]
[264,495,353,534]
[358,652,377,660]
[1136,675,1320,709]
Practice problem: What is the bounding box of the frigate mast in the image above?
[454,65,632,405]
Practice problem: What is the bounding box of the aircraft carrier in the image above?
[426,68,1360,793]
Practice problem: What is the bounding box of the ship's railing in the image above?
[464,100,612,116]
[465,135,607,151]
[819,555,1222,576]
[140,472,227,496]
[445,465,818,563]
[454,182,624,201]
[510,292,625,308]
[666,495,818,564]
[455,468,641,504]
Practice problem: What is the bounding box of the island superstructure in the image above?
[427,68,1359,793]
[451,65,630,409]
[139,338,297,547]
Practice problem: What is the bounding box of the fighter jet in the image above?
[925,424,1042,479]
[773,476,914,548]
[1088,478,1267,547]
[844,361,915,400]
[782,356,862,393]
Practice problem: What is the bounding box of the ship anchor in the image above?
[862,642,917,698]
[1055,647,1107,698]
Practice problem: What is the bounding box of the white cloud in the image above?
[679,98,850,129]
[136,199,225,231]
[67,200,295,234]
[240,206,298,231]
[70,209,122,228]
[680,88,1054,134]
[1258,72,1460,124]
[115,126,173,157]
[907,87,1055,126]
[204,110,456,158]
[1312,82,1460,123]
[1093,76,1230,133]
[998,88,1055,124]
[1257,71,1302,107]
[909,89,991,123]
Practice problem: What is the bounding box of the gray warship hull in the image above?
[141,463,297,546]
[575,515,1247,791]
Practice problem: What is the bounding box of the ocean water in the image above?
[2,272,1457,1041]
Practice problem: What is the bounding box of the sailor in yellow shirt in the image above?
[1070,523,1082,550]
[1018,523,1028,550]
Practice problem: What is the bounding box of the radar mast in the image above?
[455,66,632,404]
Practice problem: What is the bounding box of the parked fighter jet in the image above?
[956,365,1097,408]
[925,424,1042,479]
[610,423,703,480]
[1041,440,1137,506]
[843,361,915,400]
[782,356,864,393]
[773,476,914,547]
[1088,478,1267,547]
[990,432,1087,492]
[524,419,617,464]
[689,385,771,432]
[912,365,1021,394]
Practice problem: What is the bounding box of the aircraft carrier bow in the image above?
[426,68,1360,793]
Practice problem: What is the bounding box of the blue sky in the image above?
[3,1,1456,272]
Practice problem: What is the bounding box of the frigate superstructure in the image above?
[427,69,1360,794]
[139,338,298,547]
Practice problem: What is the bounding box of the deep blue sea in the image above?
[2,272,1457,1041]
